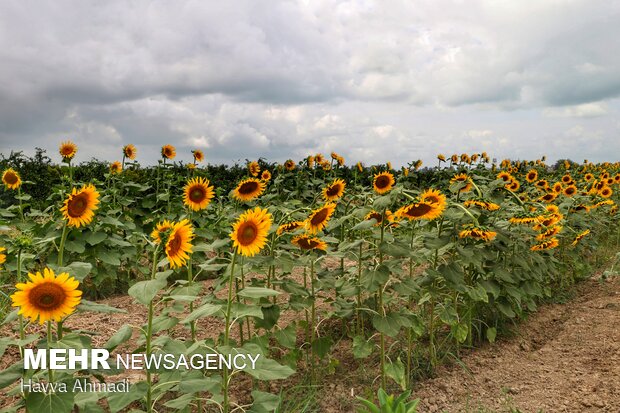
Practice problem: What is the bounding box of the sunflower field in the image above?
[0,142,618,412]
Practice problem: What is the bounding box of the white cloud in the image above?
[543,103,609,118]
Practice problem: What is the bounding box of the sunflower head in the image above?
[458,226,497,242]
[284,160,296,171]
[323,178,346,201]
[307,155,315,168]
[531,237,559,251]
[526,170,538,183]
[261,170,272,181]
[450,173,473,193]
[563,185,577,197]
[306,203,336,234]
[373,171,395,194]
[539,192,557,203]
[59,141,78,161]
[233,178,266,202]
[193,149,204,162]
[60,184,100,227]
[584,173,594,182]
[230,207,273,257]
[151,219,174,244]
[11,268,82,324]
[0,247,6,268]
[292,235,327,252]
[109,161,122,174]
[507,180,520,192]
[437,154,446,162]
[161,144,176,160]
[123,144,137,160]
[183,177,215,211]
[2,168,22,190]
[277,220,305,235]
[356,162,363,173]
[571,229,590,246]
[396,200,443,221]
[248,161,261,177]
[599,186,613,198]
[165,219,194,268]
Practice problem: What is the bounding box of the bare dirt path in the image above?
[414,275,620,413]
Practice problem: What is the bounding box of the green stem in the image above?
[17,187,25,222]
[310,258,316,383]
[57,222,69,267]
[47,321,54,383]
[145,246,159,413]
[378,213,386,389]
[17,250,25,358]
[223,250,238,413]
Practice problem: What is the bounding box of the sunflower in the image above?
[396,202,443,221]
[284,160,296,171]
[165,219,194,268]
[151,219,174,243]
[459,226,497,242]
[571,229,590,246]
[450,154,458,163]
[2,168,22,190]
[230,207,272,257]
[261,170,272,181]
[373,171,395,194]
[497,172,512,182]
[614,173,620,184]
[336,155,345,166]
[307,155,315,168]
[536,225,562,240]
[463,200,500,211]
[563,185,577,197]
[420,188,447,208]
[11,268,81,324]
[536,212,563,229]
[306,203,336,234]
[571,204,591,213]
[552,182,563,193]
[0,247,6,268]
[233,178,266,202]
[323,179,346,201]
[321,161,331,171]
[193,149,204,162]
[506,180,520,192]
[187,163,196,170]
[450,173,472,193]
[60,184,100,227]
[183,177,215,211]
[414,160,423,170]
[509,216,538,225]
[525,170,538,182]
[403,168,410,177]
[539,192,557,203]
[535,180,549,190]
[292,235,327,251]
[561,174,572,184]
[277,220,305,235]
[583,173,594,182]
[248,161,260,177]
[109,161,122,174]
[59,141,77,160]
[599,186,613,198]
[387,162,393,170]
[123,144,137,160]
[460,154,470,163]
[437,154,446,162]
[531,237,559,251]
[161,144,176,160]
[315,153,325,164]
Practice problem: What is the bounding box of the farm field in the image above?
[0,143,619,412]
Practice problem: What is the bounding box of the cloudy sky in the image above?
[1,0,619,167]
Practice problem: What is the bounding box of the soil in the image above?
[1,266,619,412]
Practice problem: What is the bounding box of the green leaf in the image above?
[352,219,377,231]
[237,287,281,299]
[58,261,92,281]
[352,335,373,359]
[86,231,108,246]
[311,336,333,359]
[248,390,280,413]
[105,325,133,351]
[385,357,407,391]
[379,241,413,258]
[163,393,195,409]
[128,277,167,305]
[65,239,85,253]
[372,313,404,337]
[182,303,222,324]
[452,322,469,343]
[438,304,459,326]
[0,362,23,389]
[486,327,497,343]
[243,357,295,380]
[106,381,148,412]
[78,299,125,313]
[274,323,296,349]
[26,391,74,413]
[98,250,121,266]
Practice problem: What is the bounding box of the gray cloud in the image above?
[1,0,619,166]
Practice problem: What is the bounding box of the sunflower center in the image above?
[238,181,258,195]
[326,185,340,197]
[168,232,183,255]
[29,283,66,310]
[189,186,206,202]
[368,212,382,223]
[310,208,329,226]
[375,176,390,189]
[404,203,432,218]
[425,196,439,204]
[67,193,89,217]
[238,222,258,245]
[4,172,18,185]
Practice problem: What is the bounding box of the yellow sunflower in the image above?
[284,160,296,171]
[292,235,327,251]
[60,184,100,228]
[230,207,272,257]
[307,155,315,168]
[599,186,613,198]
[59,140,77,160]
[261,170,272,181]
[315,153,325,164]
[306,203,336,234]
[571,229,590,246]
[535,180,549,190]
[450,173,472,193]
[458,226,497,242]
[183,177,215,211]
[536,225,562,240]
[323,178,346,201]
[561,174,572,184]
[526,170,538,183]
[0,247,6,268]
[321,161,331,171]
[165,219,194,268]
[396,201,443,221]
[463,200,500,211]
[450,154,458,163]
[531,237,559,251]
[248,161,260,177]
[420,188,447,209]
[373,171,395,194]
[233,178,266,202]
[11,268,82,324]
[193,149,204,162]
[161,144,176,160]
[277,220,305,235]
[437,154,446,162]
[552,182,563,193]
[584,173,594,182]
[151,219,174,243]
[109,161,122,174]
[497,172,512,182]
[539,192,557,203]
[356,162,363,173]
[563,185,577,197]
[123,144,137,160]
[2,168,22,190]
[331,152,340,160]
